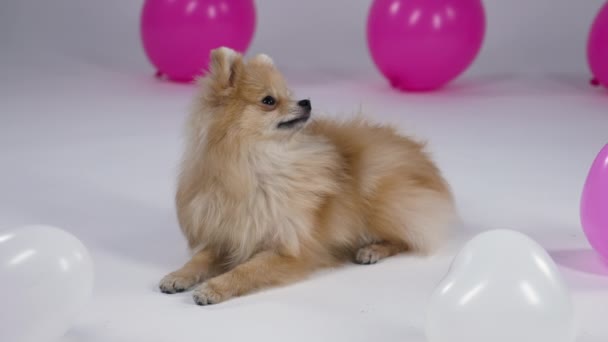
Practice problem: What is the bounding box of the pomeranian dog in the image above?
[159,47,456,305]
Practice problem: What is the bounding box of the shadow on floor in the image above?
[549,248,608,276]
[2,168,186,268]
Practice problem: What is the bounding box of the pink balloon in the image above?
[588,1,608,89]
[367,0,485,92]
[581,144,608,260]
[140,0,256,83]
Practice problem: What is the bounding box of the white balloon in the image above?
[426,229,576,342]
[0,225,94,342]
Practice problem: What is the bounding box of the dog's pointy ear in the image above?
[206,47,244,90]
[251,53,274,66]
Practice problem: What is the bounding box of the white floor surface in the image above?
[1,54,608,342]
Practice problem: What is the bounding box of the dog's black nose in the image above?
[298,99,311,111]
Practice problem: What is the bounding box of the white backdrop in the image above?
[2,1,608,342]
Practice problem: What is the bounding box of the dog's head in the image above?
[196,47,311,142]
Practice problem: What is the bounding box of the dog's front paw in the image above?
[192,282,226,306]
[159,271,200,294]
[355,245,383,265]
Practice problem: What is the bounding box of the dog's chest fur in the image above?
[189,135,341,264]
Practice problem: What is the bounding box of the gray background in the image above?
[1,0,605,77]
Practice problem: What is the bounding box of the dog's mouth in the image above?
[277,113,311,129]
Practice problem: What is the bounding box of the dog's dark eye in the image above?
[261,96,276,106]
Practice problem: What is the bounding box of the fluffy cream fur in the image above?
[159,47,457,305]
